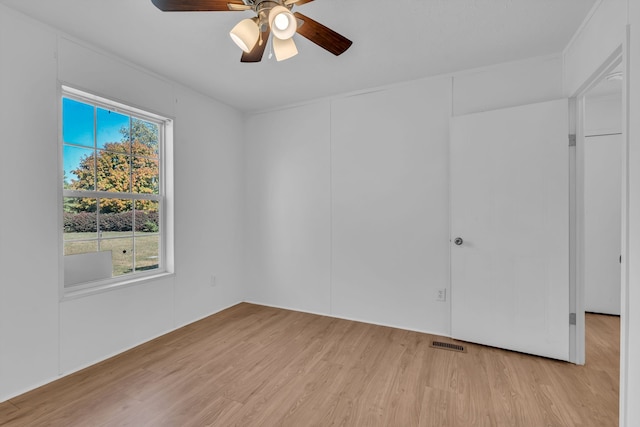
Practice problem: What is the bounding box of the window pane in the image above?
[61,88,167,289]
[64,240,97,256]
[64,197,98,240]
[132,157,159,195]
[135,235,159,272]
[98,108,130,153]
[96,151,131,193]
[99,199,133,237]
[135,200,159,233]
[135,199,159,271]
[131,118,159,158]
[63,98,94,147]
[64,145,96,191]
[101,238,133,276]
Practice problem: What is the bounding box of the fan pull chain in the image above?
[268,35,273,60]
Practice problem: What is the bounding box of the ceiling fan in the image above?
[151,0,353,62]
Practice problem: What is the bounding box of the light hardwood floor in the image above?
[0,304,619,426]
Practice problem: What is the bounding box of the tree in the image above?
[67,118,159,213]
[123,118,159,154]
[63,172,80,213]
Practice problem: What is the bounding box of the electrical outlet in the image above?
[436,289,446,302]
[210,275,217,287]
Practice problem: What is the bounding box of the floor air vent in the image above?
[430,341,466,353]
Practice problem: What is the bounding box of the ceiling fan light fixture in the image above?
[151,0,353,63]
[269,5,297,40]
[605,71,623,81]
[273,36,298,61]
[230,18,259,53]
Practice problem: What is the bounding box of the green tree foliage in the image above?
[67,119,159,213]
[123,118,160,152]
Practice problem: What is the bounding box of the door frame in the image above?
[570,46,623,365]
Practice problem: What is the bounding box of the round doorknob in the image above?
[454,237,463,246]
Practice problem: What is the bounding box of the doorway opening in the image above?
[573,51,622,372]
[583,68,623,317]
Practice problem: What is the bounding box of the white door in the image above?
[584,134,622,315]
[450,99,570,361]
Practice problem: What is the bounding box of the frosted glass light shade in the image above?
[273,37,298,61]
[269,6,297,40]
[230,19,259,52]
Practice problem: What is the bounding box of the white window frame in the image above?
[60,85,174,298]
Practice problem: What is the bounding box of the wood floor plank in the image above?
[419,386,457,427]
[451,348,497,427]
[0,401,20,423]
[381,333,431,426]
[0,304,620,427]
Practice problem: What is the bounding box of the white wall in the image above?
[244,102,332,314]
[454,55,563,116]
[172,85,245,327]
[0,5,245,401]
[331,78,451,332]
[244,57,563,335]
[0,7,60,401]
[625,1,640,424]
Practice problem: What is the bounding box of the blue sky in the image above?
[63,97,130,182]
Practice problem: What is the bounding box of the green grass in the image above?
[64,231,159,276]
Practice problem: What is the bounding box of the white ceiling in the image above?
[1,0,596,112]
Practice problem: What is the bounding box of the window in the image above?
[61,87,171,291]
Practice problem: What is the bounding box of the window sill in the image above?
[61,271,175,301]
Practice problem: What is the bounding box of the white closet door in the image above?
[450,99,570,361]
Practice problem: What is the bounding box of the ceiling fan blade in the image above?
[227,3,252,11]
[293,12,352,56]
[284,0,314,6]
[151,0,245,12]
[241,28,271,63]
